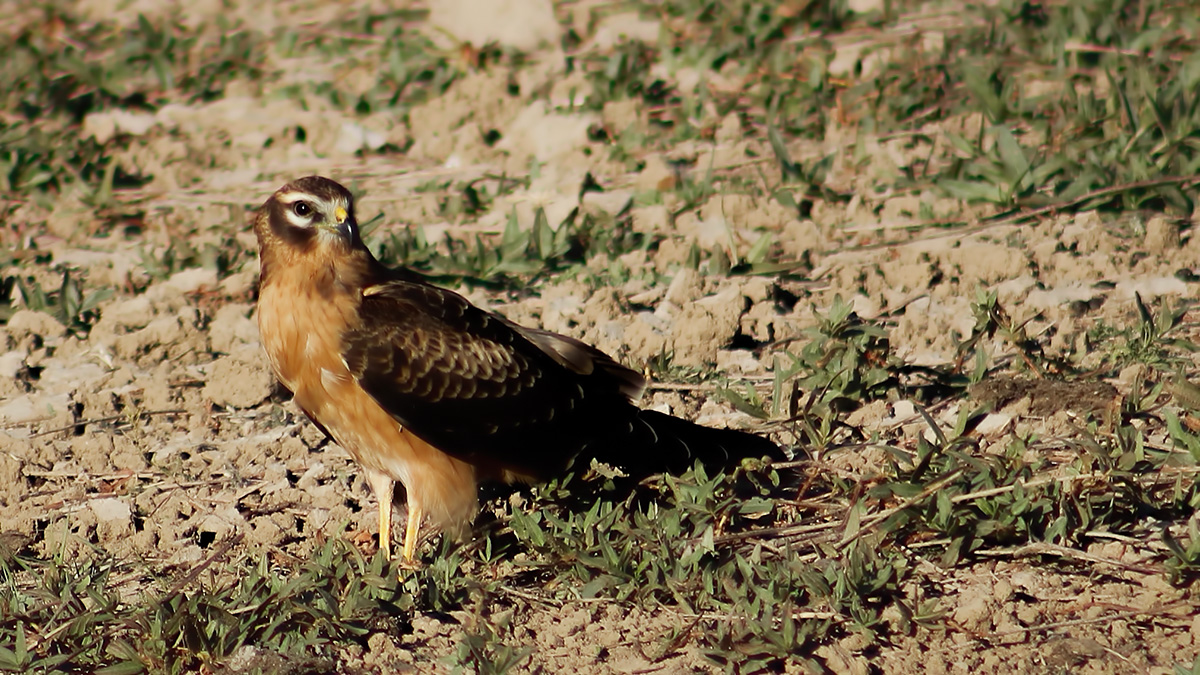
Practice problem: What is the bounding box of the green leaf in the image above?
[1165,411,1200,462]
[745,233,773,264]
[767,125,801,180]
[0,647,21,671]
[738,497,774,516]
[993,126,1030,187]
[716,386,768,419]
[962,65,1006,122]
[939,178,1005,203]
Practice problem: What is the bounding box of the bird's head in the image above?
[254,176,363,258]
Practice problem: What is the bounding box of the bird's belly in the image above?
[306,368,481,533]
[257,282,479,531]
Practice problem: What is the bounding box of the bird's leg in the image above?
[364,470,395,560]
[402,503,423,561]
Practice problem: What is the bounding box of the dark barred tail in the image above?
[596,407,785,475]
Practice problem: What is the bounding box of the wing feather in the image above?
[341,279,637,476]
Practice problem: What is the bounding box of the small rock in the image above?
[590,12,661,49]
[714,114,743,145]
[975,413,1013,436]
[165,268,219,295]
[682,213,731,249]
[82,110,159,144]
[6,310,65,342]
[0,351,26,378]
[952,585,996,631]
[0,393,72,425]
[581,189,633,217]
[672,285,743,366]
[203,346,274,409]
[498,101,595,164]
[664,268,702,305]
[209,303,259,353]
[113,316,185,359]
[740,277,772,303]
[429,0,560,51]
[1145,215,1180,252]
[602,100,644,133]
[631,204,670,233]
[636,154,676,192]
[89,498,131,523]
[716,349,761,374]
[335,121,387,155]
[296,462,329,490]
[97,296,154,332]
[845,400,889,429]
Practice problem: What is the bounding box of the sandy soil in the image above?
[2,0,1199,673]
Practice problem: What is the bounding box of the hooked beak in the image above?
[319,205,353,239]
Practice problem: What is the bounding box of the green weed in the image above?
[10,270,113,337]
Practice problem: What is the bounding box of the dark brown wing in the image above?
[504,323,647,401]
[340,279,637,475]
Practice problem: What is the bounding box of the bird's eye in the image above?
[292,201,312,217]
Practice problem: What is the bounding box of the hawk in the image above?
[253,176,780,560]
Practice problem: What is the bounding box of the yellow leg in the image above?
[378,497,392,560]
[402,503,423,561]
[364,470,394,560]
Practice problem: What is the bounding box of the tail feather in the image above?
[596,407,784,475]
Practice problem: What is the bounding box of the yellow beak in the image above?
[335,206,348,223]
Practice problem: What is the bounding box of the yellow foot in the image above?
[364,470,395,560]
[401,503,424,561]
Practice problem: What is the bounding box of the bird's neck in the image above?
[259,242,383,297]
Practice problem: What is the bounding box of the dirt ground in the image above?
[2,0,1199,673]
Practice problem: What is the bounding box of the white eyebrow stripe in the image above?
[278,192,323,204]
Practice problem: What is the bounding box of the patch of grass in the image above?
[956,288,1069,378]
[0,535,486,673]
[448,613,531,675]
[1089,293,1196,371]
[137,236,249,285]
[276,8,458,118]
[1,9,455,204]
[780,294,902,405]
[938,0,1200,213]
[5,269,113,337]
[1,11,269,199]
[369,190,652,288]
[583,0,1200,228]
[371,208,580,285]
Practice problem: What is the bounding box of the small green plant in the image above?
[1092,293,1195,370]
[645,348,714,385]
[938,124,1069,206]
[780,295,898,405]
[1165,410,1200,464]
[371,199,648,288]
[1,11,270,199]
[1163,519,1200,585]
[449,614,531,675]
[0,538,421,672]
[11,270,113,337]
[138,236,247,283]
[374,207,575,283]
[955,287,1079,378]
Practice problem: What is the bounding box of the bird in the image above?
[252,175,781,560]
